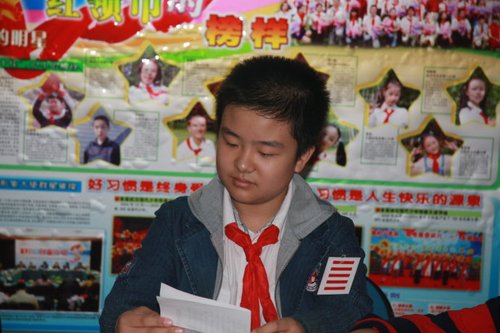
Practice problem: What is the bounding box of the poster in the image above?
[0,0,499,331]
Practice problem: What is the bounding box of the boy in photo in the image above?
[100,56,371,333]
[83,115,121,166]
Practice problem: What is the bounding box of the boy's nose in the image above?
[235,150,254,173]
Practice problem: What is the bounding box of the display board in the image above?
[0,0,499,331]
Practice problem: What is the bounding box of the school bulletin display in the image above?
[0,0,499,331]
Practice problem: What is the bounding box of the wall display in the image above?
[0,0,499,331]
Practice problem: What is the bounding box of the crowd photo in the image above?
[277,0,500,49]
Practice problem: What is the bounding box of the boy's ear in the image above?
[294,146,316,173]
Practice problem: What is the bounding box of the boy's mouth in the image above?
[232,176,254,187]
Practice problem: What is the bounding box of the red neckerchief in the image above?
[479,111,489,124]
[145,84,167,98]
[224,223,279,330]
[48,110,62,124]
[427,152,441,173]
[186,137,202,156]
[383,108,395,123]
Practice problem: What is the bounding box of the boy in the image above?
[177,111,216,162]
[83,115,121,166]
[33,91,73,128]
[100,56,371,333]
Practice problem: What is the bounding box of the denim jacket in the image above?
[100,175,372,332]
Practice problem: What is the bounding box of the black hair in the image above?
[438,11,451,23]
[215,55,330,158]
[333,126,347,166]
[137,58,162,86]
[93,115,110,128]
[319,124,347,166]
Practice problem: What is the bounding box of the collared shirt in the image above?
[459,101,484,125]
[83,138,120,166]
[369,102,408,128]
[217,181,293,322]
[177,136,216,161]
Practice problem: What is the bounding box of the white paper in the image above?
[157,283,251,333]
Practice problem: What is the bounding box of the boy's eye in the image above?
[260,152,275,157]
[224,139,238,147]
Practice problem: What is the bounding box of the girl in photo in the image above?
[420,11,438,47]
[410,133,458,176]
[457,76,494,126]
[369,78,408,128]
[128,58,168,104]
[316,123,347,166]
[436,11,453,48]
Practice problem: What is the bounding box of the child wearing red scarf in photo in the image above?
[458,76,494,126]
[368,78,408,128]
[176,113,216,163]
[128,58,169,105]
[346,9,363,45]
[489,15,500,50]
[410,133,458,177]
[382,8,401,46]
[32,84,73,129]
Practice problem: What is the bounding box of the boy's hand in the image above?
[116,306,184,333]
[252,317,305,333]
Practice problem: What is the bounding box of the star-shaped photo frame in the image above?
[358,69,420,129]
[446,66,499,127]
[19,73,85,129]
[73,103,132,166]
[116,44,180,106]
[399,117,463,177]
[164,100,217,170]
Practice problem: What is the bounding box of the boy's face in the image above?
[93,119,109,142]
[47,97,63,113]
[216,105,312,212]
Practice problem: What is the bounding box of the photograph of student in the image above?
[420,11,438,47]
[33,91,73,129]
[473,15,490,48]
[451,7,472,47]
[410,132,459,176]
[278,0,498,51]
[436,11,453,48]
[489,15,500,51]
[369,78,408,128]
[382,8,401,47]
[363,5,382,48]
[176,111,216,162]
[400,7,421,47]
[346,9,364,46]
[306,123,348,174]
[83,115,121,166]
[128,58,169,104]
[100,55,371,333]
[457,75,495,126]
